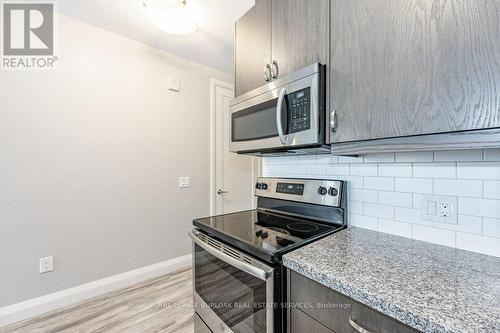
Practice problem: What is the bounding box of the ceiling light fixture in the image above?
[143,0,198,36]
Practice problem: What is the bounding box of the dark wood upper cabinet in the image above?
[329,0,500,144]
[234,0,272,96]
[271,0,329,79]
[235,0,329,96]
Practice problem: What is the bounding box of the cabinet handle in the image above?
[217,189,228,195]
[264,64,272,81]
[349,317,372,333]
[271,60,279,79]
[330,109,337,133]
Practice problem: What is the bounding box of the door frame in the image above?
[209,79,261,215]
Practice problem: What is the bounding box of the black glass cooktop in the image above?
[193,209,341,263]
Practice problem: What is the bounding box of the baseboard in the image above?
[0,254,191,327]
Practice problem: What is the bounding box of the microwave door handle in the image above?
[276,88,288,145]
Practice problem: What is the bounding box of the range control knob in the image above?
[261,183,268,190]
[328,187,339,196]
[318,186,327,196]
[256,183,262,190]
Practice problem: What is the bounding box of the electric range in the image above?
[190,177,346,333]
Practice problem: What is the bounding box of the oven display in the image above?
[276,182,304,195]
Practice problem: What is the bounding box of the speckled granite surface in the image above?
[283,227,500,333]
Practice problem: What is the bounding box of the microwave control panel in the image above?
[288,87,311,134]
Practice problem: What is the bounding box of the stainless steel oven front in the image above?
[190,230,276,333]
[229,63,326,155]
[189,229,276,333]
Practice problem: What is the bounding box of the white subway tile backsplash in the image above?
[484,149,500,162]
[458,197,500,219]
[363,153,395,163]
[338,156,364,164]
[283,156,298,164]
[484,181,500,199]
[395,178,433,194]
[350,164,378,176]
[316,155,338,164]
[433,179,483,198]
[262,150,500,257]
[378,219,413,238]
[378,191,413,208]
[263,163,289,175]
[434,150,483,162]
[395,207,425,225]
[413,163,456,179]
[307,164,327,175]
[364,203,395,219]
[289,164,307,176]
[364,177,395,191]
[413,225,456,247]
[338,176,364,189]
[413,194,422,209]
[433,215,483,235]
[326,164,350,176]
[349,189,378,203]
[483,218,500,238]
[395,151,433,162]
[349,214,378,231]
[457,162,500,180]
[378,163,412,177]
[349,201,364,215]
[456,232,500,257]
[297,155,316,164]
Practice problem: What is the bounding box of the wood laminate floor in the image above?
[1,268,194,333]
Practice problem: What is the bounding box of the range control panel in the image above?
[288,87,311,134]
[255,177,343,207]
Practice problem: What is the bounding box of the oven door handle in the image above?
[276,87,289,145]
[189,231,274,281]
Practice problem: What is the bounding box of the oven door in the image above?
[229,65,323,154]
[190,230,275,333]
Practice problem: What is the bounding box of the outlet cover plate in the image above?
[40,256,54,274]
[421,195,458,224]
[179,176,190,188]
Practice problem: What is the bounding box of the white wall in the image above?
[0,14,231,307]
[263,150,500,258]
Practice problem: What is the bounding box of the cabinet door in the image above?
[271,0,329,79]
[330,0,500,143]
[290,308,335,333]
[235,0,272,96]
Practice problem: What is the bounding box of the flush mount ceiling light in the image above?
[143,0,198,36]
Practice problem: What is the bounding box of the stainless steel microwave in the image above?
[229,63,329,156]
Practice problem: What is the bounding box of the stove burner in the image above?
[287,222,319,232]
[266,227,289,235]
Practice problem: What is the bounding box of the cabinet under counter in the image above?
[283,227,500,333]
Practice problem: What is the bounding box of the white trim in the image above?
[0,254,191,327]
[209,78,235,215]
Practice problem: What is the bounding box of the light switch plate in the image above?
[179,176,190,188]
[421,195,458,224]
[40,256,54,274]
[167,75,180,92]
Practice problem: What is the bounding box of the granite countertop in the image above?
[283,227,500,333]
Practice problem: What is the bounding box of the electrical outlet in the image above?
[421,195,457,224]
[179,176,190,188]
[40,256,54,274]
